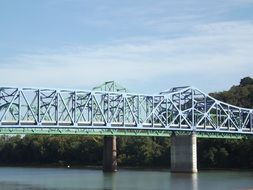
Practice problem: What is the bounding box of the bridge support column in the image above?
[103,136,117,172]
[171,133,197,173]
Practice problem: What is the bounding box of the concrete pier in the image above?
[103,136,117,172]
[171,133,197,173]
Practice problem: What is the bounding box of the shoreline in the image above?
[0,163,252,172]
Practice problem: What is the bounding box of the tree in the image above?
[240,77,253,86]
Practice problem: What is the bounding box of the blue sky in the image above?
[0,0,253,93]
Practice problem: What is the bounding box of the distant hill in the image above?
[210,77,253,108]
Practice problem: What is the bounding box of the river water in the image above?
[0,167,252,190]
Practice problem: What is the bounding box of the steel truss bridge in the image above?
[0,81,252,138]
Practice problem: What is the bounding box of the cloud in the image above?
[1,21,253,92]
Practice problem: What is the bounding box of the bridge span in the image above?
[0,81,252,172]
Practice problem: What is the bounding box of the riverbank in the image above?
[0,163,252,172]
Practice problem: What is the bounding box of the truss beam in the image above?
[0,86,252,137]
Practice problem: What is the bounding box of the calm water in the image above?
[0,167,252,190]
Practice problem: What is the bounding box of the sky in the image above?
[0,0,253,94]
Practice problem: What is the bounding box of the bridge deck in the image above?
[0,127,245,139]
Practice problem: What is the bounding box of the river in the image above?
[0,167,252,190]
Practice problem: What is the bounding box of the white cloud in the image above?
[1,21,253,92]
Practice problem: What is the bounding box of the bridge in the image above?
[0,81,252,173]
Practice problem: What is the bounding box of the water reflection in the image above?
[0,182,57,190]
[0,167,253,190]
[103,172,116,190]
[170,173,198,190]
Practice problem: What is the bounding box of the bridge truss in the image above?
[0,85,252,138]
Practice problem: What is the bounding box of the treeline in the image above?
[0,135,171,167]
[0,77,252,169]
[1,135,253,169]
